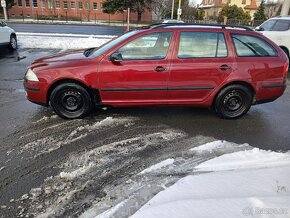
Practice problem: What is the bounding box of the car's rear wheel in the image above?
[214,84,253,119]
[50,83,93,119]
[9,35,17,50]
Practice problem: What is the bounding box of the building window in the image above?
[55,0,60,8]
[25,0,30,7]
[78,1,83,9]
[18,0,22,7]
[64,0,68,9]
[40,0,45,8]
[48,0,53,8]
[242,0,246,4]
[71,1,75,8]
[85,2,90,9]
[33,0,37,7]
[93,2,97,9]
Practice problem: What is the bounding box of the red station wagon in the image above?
[24,24,289,119]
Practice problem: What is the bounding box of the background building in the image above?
[199,0,260,19]
[7,0,152,22]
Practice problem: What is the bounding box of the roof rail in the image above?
[149,23,253,31]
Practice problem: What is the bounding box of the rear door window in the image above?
[178,32,228,58]
[231,34,277,57]
[272,20,290,31]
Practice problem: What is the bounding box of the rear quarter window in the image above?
[231,34,278,57]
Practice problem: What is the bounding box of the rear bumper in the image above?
[255,83,286,104]
[24,79,49,107]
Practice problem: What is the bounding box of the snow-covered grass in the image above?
[132,146,290,218]
[17,32,114,50]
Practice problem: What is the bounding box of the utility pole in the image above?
[1,0,8,21]
[177,0,182,21]
[171,0,174,19]
[280,0,290,16]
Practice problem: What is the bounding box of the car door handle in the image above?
[219,65,232,71]
[154,66,167,72]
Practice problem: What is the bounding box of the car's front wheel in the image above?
[9,35,17,50]
[214,84,253,119]
[50,83,93,119]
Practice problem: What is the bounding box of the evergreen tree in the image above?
[217,4,251,23]
[102,0,150,22]
[254,0,266,22]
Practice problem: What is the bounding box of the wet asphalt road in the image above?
[0,47,290,217]
[8,23,125,35]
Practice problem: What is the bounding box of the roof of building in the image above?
[244,0,258,9]
[199,0,223,8]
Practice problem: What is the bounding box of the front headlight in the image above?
[25,68,39,82]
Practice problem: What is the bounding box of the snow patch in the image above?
[195,148,290,172]
[59,162,96,180]
[190,140,248,153]
[18,34,112,50]
[140,159,175,174]
[132,148,290,218]
[93,200,128,218]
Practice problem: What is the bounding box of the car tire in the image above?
[281,47,289,61]
[214,84,253,119]
[50,83,93,119]
[9,35,17,50]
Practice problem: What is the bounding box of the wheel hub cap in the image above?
[223,91,243,111]
[61,91,83,111]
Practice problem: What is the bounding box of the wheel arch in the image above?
[10,32,16,38]
[212,81,256,107]
[47,79,101,106]
[279,46,289,58]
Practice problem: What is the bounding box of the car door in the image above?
[98,31,174,106]
[0,22,10,44]
[168,30,233,104]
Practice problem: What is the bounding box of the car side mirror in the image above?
[0,21,7,26]
[255,26,264,31]
[110,52,123,63]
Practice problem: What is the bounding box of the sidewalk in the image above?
[2,18,150,28]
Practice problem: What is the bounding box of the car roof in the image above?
[268,16,290,21]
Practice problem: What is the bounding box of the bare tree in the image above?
[150,0,171,21]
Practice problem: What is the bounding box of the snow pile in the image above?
[132,146,290,218]
[196,147,290,171]
[139,159,175,174]
[190,140,248,154]
[17,32,114,50]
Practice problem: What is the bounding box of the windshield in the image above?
[88,30,138,58]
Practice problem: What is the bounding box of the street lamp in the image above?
[177,0,182,21]
[1,0,8,21]
[171,0,174,19]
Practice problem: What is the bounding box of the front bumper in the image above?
[24,79,49,107]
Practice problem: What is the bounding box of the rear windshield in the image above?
[231,34,277,57]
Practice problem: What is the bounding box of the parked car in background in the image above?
[0,21,17,50]
[162,19,184,23]
[24,24,288,119]
[255,16,290,59]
